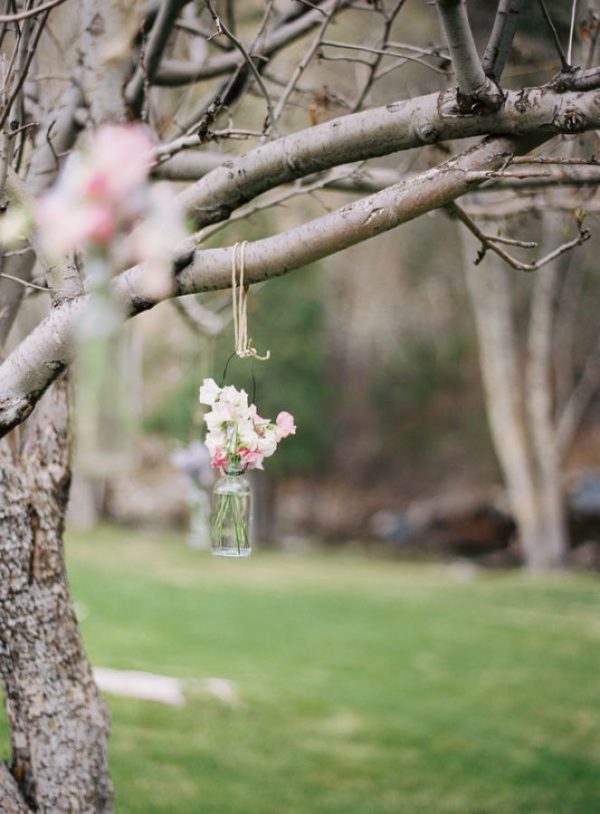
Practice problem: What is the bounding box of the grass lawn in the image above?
[3,526,600,813]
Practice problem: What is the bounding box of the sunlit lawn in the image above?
[3,525,600,813]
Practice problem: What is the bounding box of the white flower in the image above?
[257,428,278,457]
[237,418,260,451]
[220,385,249,413]
[205,427,227,457]
[199,378,220,406]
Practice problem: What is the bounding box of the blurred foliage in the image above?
[143,265,332,476]
[370,331,490,472]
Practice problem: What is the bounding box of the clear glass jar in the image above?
[210,465,252,557]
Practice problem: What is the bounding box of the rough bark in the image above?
[81,1,140,124]
[179,77,600,228]
[463,236,549,569]
[0,377,113,813]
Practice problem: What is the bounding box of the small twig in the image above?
[204,0,278,136]
[486,234,537,248]
[269,0,342,132]
[567,0,578,67]
[512,156,599,165]
[0,9,51,131]
[449,201,590,272]
[0,272,49,292]
[0,0,69,23]
[537,0,570,71]
[467,169,553,180]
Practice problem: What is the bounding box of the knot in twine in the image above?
[231,240,270,361]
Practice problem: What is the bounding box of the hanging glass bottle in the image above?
[211,464,252,557]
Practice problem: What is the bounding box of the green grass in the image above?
[3,526,600,813]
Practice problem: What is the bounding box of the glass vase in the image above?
[210,466,252,558]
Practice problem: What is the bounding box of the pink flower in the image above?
[35,196,117,254]
[34,123,156,256]
[275,411,296,439]
[239,447,264,470]
[210,448,228,470]
[84,124,155,204]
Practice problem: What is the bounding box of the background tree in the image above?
[2,0,600,809]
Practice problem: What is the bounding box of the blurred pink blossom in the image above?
[239,448,264,470]
[210,448,229,470]
[276,411,296,439]
[35,124,156,257]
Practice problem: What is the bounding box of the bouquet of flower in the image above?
[199,378,295,556]
[199,378,296,472]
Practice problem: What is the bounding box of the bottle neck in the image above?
[224,463,245,476]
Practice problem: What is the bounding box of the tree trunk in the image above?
[525,213,570,568]
[0,376,113,813]
[463,234,560,569]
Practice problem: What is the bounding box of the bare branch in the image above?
[0,273,49,292]
[557,336,600,456]
[537,0,570,71]
[178,76,600,229]
[125,0,185,114]
[0,132,555,437]
[155,0,349,86]
[435,0,503,110]
[269,0,342,130]
[567,0,578,67]
[172,296,226,336]
[0,0,70,23]
[482,0,525,80]
[450,202,590,271]
[203,0,277,134]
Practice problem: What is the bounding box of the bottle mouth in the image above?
[225,463,246,476]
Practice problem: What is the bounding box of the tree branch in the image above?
[154,0,349,86]
[435,0,503,110]
[557,337,600,456]
[537,0,570,72]
[0,0,70,23]
[125,0,185,114]
[0,132,550,437]
[203,0,277,134]
[482,0,525,80]
[450,202,590,271]
[177,76,600,229]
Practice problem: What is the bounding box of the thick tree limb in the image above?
[177,77,600,229]
[0,133,546,437]
[435,0,503,110]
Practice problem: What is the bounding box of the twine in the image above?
[231,241,270,361]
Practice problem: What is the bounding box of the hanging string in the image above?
[231,240,270,361]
